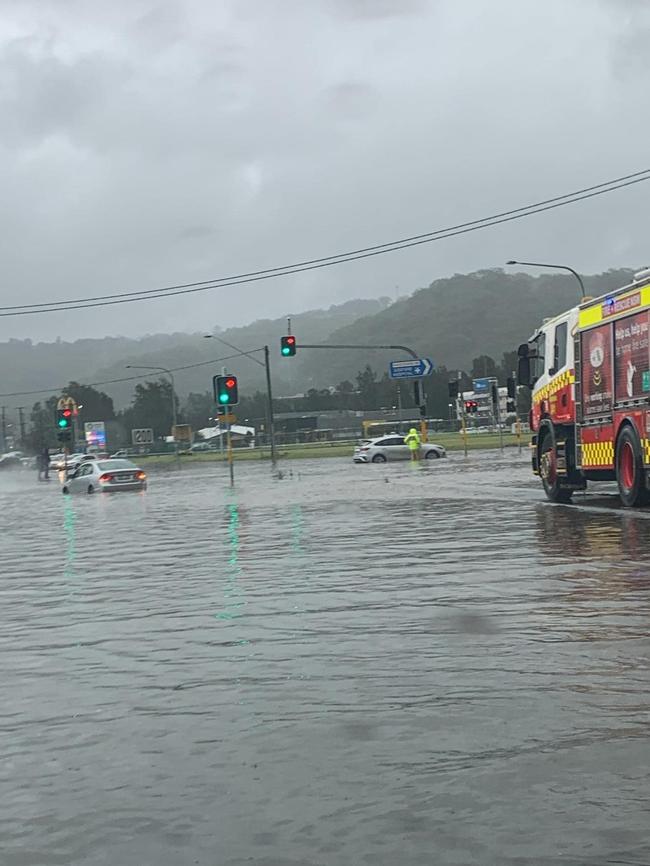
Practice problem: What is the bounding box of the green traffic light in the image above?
[281,346,290,356]
[219,393,229,403]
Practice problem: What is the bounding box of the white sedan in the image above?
[62,459,147,494]
[353,434,446,463]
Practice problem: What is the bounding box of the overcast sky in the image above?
[1,0,649,342]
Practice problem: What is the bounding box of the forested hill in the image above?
[0,269,635,407]
[0,297,389,406]
[295,268,634,388]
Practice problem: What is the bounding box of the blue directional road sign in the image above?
[389,358,434,379]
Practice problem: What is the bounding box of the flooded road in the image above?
[2,452,650,866]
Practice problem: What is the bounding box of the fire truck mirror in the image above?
[517,342,529,357]
[518,354,531,388]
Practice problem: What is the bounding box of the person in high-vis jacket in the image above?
[404,427,421,461]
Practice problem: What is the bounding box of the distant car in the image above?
[353,434,446,463]
[0,452,22,470]
[66,453,102,472]
[110,450,129,458]
[62,459,147,494]
[189,441,217,452]
[49,452,66,469]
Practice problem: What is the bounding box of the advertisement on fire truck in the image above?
[582,323,613,418]
[614,309,650,400]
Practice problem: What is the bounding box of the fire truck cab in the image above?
[519,268,650,506]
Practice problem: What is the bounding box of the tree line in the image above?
[19,350,523,451]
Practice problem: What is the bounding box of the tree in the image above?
[184,392,215,431]
[356,365,379,410]
[471,355,498,380]
[120,379,178,440]
[60,382,115,422]
[25,397,58,452]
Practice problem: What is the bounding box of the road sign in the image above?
[131,427,154,445]
[84,421,106,449]
[172,424,192,443]
[220,413,236,424]
[388,358,434,379]
[473,377,495,392]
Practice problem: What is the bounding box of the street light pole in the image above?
[506,260,586,299]
[125,365,179,466]
[203,335,277,472]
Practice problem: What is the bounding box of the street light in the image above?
[125,364,179,464]
[506,260,586,299]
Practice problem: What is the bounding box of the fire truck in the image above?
[518,267,650,506]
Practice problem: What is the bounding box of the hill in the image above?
[0,268,636,411]
[294,268,634,388]
[0,298,390,408]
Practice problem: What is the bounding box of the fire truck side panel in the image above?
[578,295,650,478]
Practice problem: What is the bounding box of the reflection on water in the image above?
[2,458,650,866]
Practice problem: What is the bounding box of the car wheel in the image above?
[371,453,387,463]
[425,450,440,460]
[87,485,95,495]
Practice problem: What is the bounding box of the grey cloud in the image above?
[326,0,428,20]
[0,0,649,347]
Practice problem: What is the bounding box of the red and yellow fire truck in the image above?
[518,268,650,506]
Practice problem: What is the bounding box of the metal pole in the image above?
[17,407,25,448]
[396,385,402,434]
[227,418,234,487]
[458,371,467,458]
[168,370,179,468]
[506,260,586,299]
[263,345,277,470]
[1,406,6,451]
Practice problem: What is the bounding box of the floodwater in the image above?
[2,452,650,866]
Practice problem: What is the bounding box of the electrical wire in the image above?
[0,350,254,399]
[1,168,649,318]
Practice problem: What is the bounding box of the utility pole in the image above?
[17,407,26,448]
[1,406,6,452]
[263,345,277,470]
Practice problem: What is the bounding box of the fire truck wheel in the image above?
[616,425,649,507]
[539,430,573,503]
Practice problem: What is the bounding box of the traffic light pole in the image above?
[296,342,429,441]
[263,345,278,470]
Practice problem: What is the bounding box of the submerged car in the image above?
[353,434,446,463]
[62,459,147,494]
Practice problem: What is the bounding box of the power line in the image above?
[1,168,649,318]
[0,350,250,399]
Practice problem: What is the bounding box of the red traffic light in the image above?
[281,335,297,356]
[62,408,72,417]
[225,378,236,388]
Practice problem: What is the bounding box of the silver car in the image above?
[62,459,147,494]
[353,434,446,463]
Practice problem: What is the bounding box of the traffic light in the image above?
[213,374,239,406]
[506,377,516,399]
[56,407,73,429]
[57,429,72,444]
[464,400,478,414]
[447,380,459,399]
[506,399,516,413]
[281,335,296,357]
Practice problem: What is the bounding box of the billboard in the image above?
[84,421,106,449]
[582,324,613,418]
[614,309,650,401]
